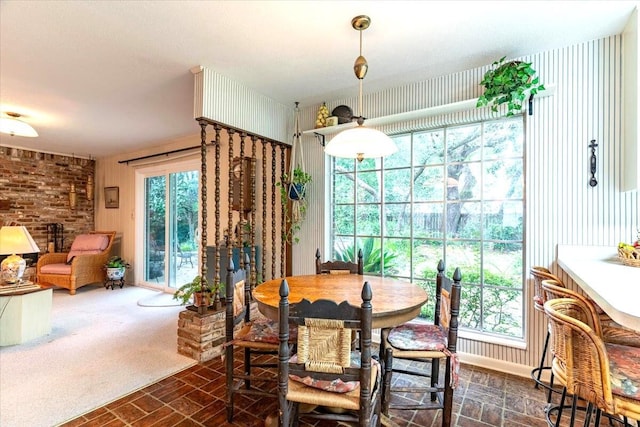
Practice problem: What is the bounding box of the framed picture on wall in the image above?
[104,186,119,209]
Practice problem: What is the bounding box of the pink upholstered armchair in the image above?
[37,231,116,294]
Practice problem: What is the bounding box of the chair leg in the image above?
[534,329,550,389]
[382,347,393,416]
[594,408,602,427]
[244,347,251,389]
[547,372,555,404]
[569,394,578,427]
[555,387,568,427]
[442,357,453,427]
[584,402,593,427]
[431,356,440,402]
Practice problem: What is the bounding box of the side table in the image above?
[0,286,52,346]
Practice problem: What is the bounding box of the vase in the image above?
[288,183,306,201]
[106,267,125,280]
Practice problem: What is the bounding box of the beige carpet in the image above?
[0,285,196,427]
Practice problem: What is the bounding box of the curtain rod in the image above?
[118,145,201,165]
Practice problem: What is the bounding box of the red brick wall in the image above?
[0,145,95,253]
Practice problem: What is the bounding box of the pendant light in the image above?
[0,112,38,137]
[324,15,397,162]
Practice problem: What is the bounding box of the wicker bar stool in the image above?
[530,266,564,400]
[544,297,640,427]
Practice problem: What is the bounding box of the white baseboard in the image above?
[458,352,551,382]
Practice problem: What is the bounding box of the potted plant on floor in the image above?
[277,166,312,244]
[104,256,130,280]
[476,56,545,116]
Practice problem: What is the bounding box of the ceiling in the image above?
[0,1,637,158]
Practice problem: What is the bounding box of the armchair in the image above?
[37,231,116,295]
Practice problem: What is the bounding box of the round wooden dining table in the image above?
[253,274,428,329]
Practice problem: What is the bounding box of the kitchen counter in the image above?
[557,245,640,330]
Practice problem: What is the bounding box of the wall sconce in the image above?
[86,174,94,202]
[69,183,77,210]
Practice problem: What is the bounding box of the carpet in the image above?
[136,289,182,307]
[0,285,196,427]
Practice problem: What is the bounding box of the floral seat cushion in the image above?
[388,322,460,389]
[238,317,297,344]
[289,351,380,393]
[388,322,448,351]
[606,343,640,399]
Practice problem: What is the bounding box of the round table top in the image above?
[253,274,428,329]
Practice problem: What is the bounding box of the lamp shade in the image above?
[324,124,398,162]
[0,226,40,284]
[0,226,40,255]
[0,114,38,137]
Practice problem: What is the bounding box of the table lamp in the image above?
[0,226,40,284]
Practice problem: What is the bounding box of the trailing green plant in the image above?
[476,56,545,116]
[172,275,214,305]
[276,166,312,244]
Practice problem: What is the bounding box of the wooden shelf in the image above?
[303,84,556,137]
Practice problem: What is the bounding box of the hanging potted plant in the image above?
[277,166,312,244]
[476,56,545,116]
[104,256,130,280]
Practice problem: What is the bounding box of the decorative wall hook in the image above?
[588,139,598,187]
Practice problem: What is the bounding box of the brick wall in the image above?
[0,145,95,253]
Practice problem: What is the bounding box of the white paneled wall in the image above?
[297,34,638,373]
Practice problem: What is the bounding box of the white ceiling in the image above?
[0,0,637,158]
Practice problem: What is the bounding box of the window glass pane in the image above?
[355,237,382,273]
[333,236,357,261]
[459,284,482,329]
[379,237,404,276]
[446,240,481,282]
[447,124,481,162]
[384,204,410,237]
[416,279,436,320]
[414,130,444,165]
[386,135,411,168]
[483,242,523,288]
[484,118,524,159]
[482,287,523,337]
[483,202,523,242]
[356,158,381,172]
[357,171,381,203]
[356,204,380,235]
[448,163,481,200]
[414,166,444,202]
[447,201,481,239]
[334,172,354,204]
[414,239,444,279]
[483,159,523,199]
[335,157,356,173]
[333,205,354,235]
[414,203,444,238]
[384,168,411,202]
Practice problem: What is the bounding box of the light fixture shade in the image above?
[0,116,38,137]
[324,125,398,161]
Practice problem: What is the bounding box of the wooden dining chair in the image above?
[277,278,382,427]
[315,248,364,275]
[379,260,461,427]
[544,297,640,427]
[225,256,280,422]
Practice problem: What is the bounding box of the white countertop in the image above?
[557,245,640,331]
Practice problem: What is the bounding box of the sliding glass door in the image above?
[136,159,199,292]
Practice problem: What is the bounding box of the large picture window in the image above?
[330,117,525,339]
